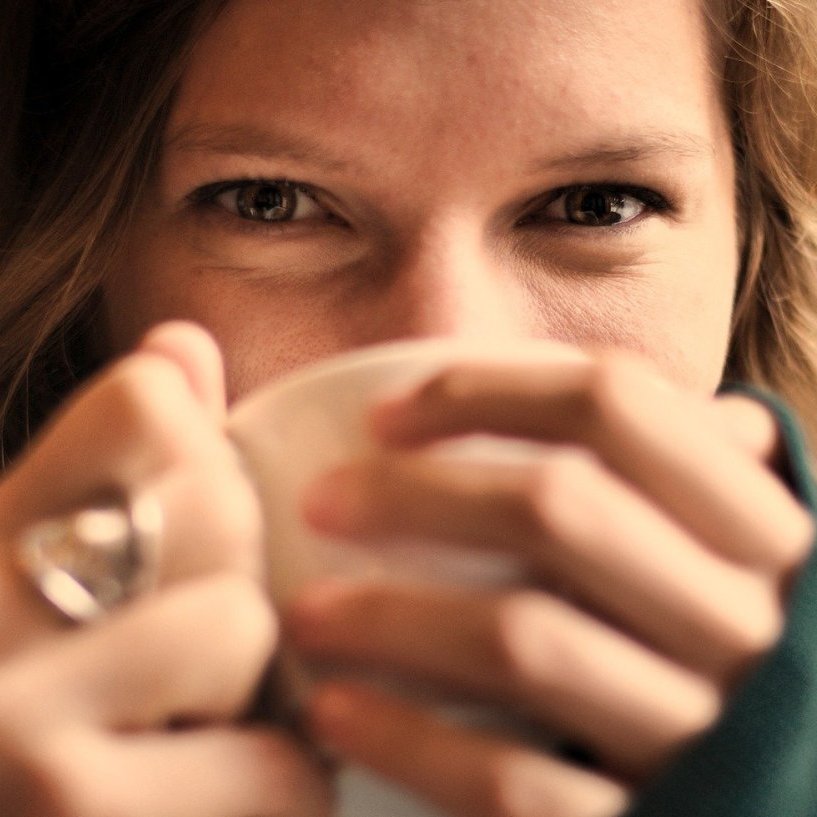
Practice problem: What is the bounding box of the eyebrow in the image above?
[166,123,355,173]
[528,131,716,173]
[167,122,716,175]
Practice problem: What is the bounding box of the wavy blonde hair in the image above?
[1,0,817,464]
[712,0,817,444]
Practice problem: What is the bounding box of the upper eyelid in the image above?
[186,176,670,203]
[185,177,672,231]
[514,182,672,228]
[186,177,362,231]
[187,177,316,203]
[527,183,671,210]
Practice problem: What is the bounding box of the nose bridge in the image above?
[377,217,527,342]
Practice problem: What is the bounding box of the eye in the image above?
[191,179,327,223]
[524,185,667,227]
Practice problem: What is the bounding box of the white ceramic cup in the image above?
[226,338,583,816]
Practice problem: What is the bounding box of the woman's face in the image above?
[103,0,738,400]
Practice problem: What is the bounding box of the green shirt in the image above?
[627,387,817,817]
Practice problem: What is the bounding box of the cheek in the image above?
[101,238,363,402]
[213,297,355,403]
[534,277,735,394]
[103,196,740,403]
[662,227,740,392]
[614,264,737,394]
[515,225,738,392]
[102,256,737,404]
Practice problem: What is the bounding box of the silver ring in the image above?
[15,491,162,624]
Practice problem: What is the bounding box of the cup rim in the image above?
[230,336,584,415]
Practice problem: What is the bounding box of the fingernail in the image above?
[301,469,363,533]
[307,684,359,753]
[368,395,415,443]
[287,578,351,633]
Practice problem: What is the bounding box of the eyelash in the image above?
[187,178,337,232]
[187,178,671,235]
[518,184,670,230]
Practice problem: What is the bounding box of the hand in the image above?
[287,350,814,817]
[0,322,331,817]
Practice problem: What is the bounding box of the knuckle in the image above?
[132,575,276,666]
[488,593,562,688]
[783,505,816,571]
[211,474,262,548]
[91,354,204,464]
[478,749,522,817]
[416,365,482,408]
[577,353,642,432]
[131,576,277,717]
[357,459,394,527]
[0,660,63,736]
[0,735,106,817]
[677,681,722,742]
[193,574,277,653]
[186,466,263,570]
[478,748,548,817]
[518,449,596,545]
[43,762,110,817]
[722,588,785,663]
[243,729,334,817]
[481,747,630,817]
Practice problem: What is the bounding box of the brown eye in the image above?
[528,185,658,228]
[563,187,642,226]
[235,181,298,221]
[198,179,328,224]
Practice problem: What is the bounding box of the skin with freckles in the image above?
[0,2,811,817]
[102,0,738,399]
[92,1,809,814]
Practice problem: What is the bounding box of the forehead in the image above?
[168,0,723,184]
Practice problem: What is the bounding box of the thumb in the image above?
[136,321,227,422]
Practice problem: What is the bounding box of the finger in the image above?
[709,394,781,465]
[107,727,332,817]
[370,355,814,574]
[289,582,721,778]
[302,450,784,681]
[0,350,235,530]
[0,456,264,658]
[0,337,252,647]
[308,682,631,817]
[0,574,276,730]
[148,463,263,583]
[0,726,331,817]
[136,321,227,424]
[0,536,74,654]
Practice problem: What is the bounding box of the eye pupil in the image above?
[566,188,623,226]
[237,182,296,221]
